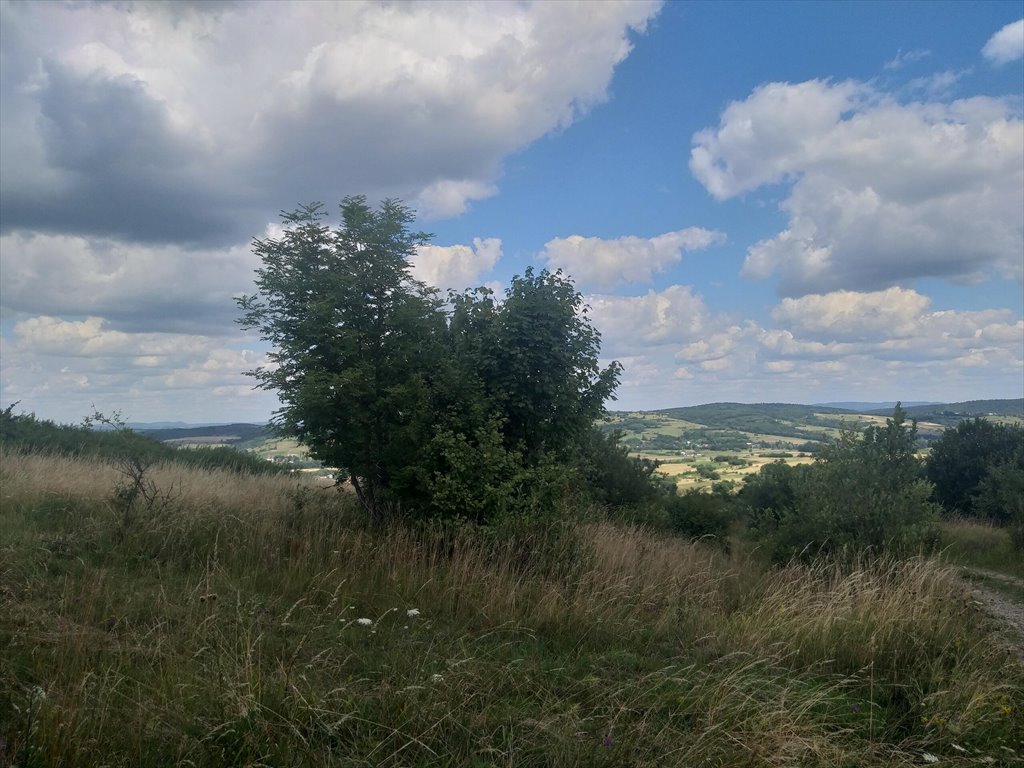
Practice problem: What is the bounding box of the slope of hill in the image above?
[866,399,1024,424]
[815,401,940,411]
[138,423,271,445]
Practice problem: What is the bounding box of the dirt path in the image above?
[959,568,1024,661]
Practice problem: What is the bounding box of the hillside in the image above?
[866,398,1024,423]
[137,422,271,445]
[602,398,1021,491]
[3,450,1021,766]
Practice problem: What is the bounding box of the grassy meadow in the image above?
[2,450,1022,766]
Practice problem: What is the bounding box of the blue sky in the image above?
[1,0,1021,423]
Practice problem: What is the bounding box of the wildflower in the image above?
[922,754,939,764]
[431,673,444,682]
[356,618,373,626]
[406,608,421,618]
[602,735,613,748]
[951,744,966,753]
[850,704,859,714]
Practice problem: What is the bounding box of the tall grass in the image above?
[1,451,1021,766]
[939,517,1024,577]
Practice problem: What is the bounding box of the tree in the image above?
[238,198,443,524]
[452,268,622,462]
[239,199,635,524]
[926,418,1024,518]
[752,405,940,561]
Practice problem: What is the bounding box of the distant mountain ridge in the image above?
[814,401,940,411]
[135,399,1022,448]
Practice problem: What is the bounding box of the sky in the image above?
[1,0,1022,424]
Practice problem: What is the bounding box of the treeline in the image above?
[0,405,286,477]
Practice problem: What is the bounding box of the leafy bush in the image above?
[926,418,1024,519]
[665,488,735,542]
[973,459,1024,552]
[748,406,940,562]
[695,464,721,480]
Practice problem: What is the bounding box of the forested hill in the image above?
[654,402,854,438]
[864,399,1024,420]
[137,423,270,443]
[602,398,1023,452]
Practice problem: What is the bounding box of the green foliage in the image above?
[749,405,941,562]
[926,418,1024,520]
[694,463,721,480]
[575,427,667,508]
[238,198,443,523]
[448,269,621,462]
[665,487,735,542]
[0,405,283,476]
[739,459,799,523]
[239,200,636,525]
[972,459,1024,553]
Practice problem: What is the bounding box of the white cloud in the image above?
[982,19,1024,64]
[2,315,276,423]
[691,80,1024,295]
[411,238,502,291]
[415,180,498,220]
[884,48,931,70]
[0,0,661,243]
[771,288,931,340]
[540,228,724,289]
[0,231,261,332]
[587,285,713,355]
[581,282,1022,409]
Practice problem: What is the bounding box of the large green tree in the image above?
[926,418,1024,519]
[239,198,637,524]
[238,198,443,523]
[449,268,622,461]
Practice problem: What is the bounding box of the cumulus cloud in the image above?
[691,80,1024,295]
[411,238,502,292]
[2,315,277,423]
[582,282,1022,408]
[982,19,1024,64]
[0,0,660,245]
[587,285,714,355]
[0,231,261,333]
[540,228,724,289]
[771,287,931,340]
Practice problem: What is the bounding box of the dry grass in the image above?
[2,451,1022,767]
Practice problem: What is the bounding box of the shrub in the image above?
[665,488,735,542]
[749,406,941,562]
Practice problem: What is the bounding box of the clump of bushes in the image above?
[740,405,940,562]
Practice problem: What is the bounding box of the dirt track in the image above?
[961,568,1024,662]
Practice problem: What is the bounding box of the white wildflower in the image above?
[922,754,939,764]
[950,744,966,753]
[356,618,373,626]
[431,673,444,682]
[406,608,421,618]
